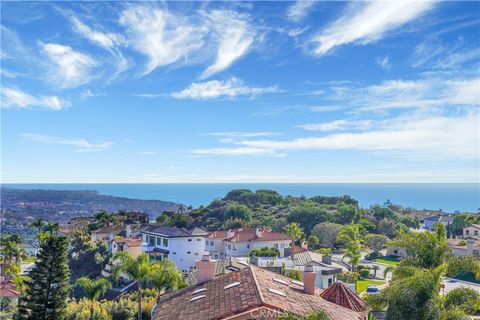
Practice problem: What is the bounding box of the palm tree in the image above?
[284,223,304,261]
[30,218,44,237]
[337,224,362,271]
[76,277,111,320]
[112,252,185,320]
[43,222,59,235]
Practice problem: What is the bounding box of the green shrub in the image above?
[288,269,303,281]
[359,269,370,278]
[365,251,383,260]
[457,240,466,246]
[338,271,358,283]
[444,288,480,314]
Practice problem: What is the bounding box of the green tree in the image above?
[312,222,342,248]
[224,204,252,223]
[383,265,445,320]
[76,277,111,320]
[334,204,357,224]
[444,288,480,315]
[366,234,389,253]
[30,218,44,237]
[307,235,319,249]
[113,252,185,320]
[43,223,59,235]
[18,236,70,320]
[287,205,330,235]
[337,224,362,271]
[284,223,304,261]
[248,247,280,257]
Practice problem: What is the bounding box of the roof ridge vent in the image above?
[189,295,206,302]
[191,288,207,295]
[268,288,286,297]
[223,281,241,290]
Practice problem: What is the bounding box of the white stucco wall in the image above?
[224,240,291,257]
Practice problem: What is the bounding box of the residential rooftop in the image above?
[153,265,365,320]
[141,225,209,238]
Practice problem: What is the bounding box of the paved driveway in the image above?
[442,277,480,294]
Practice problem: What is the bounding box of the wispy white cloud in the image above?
[171,77,277,100]
[205,131,278,138]
[21,133,113,152]
[192,112,479,160]
[286,1,316,22]
[326,77,480,111]
[376,55,392,71]
[200,10,254,79]
[298,119,373,132]
[312,1,436,56]
[68,15,128,78]
[1,87,70,110]
[40,42,97,88]
[119,5,206,76]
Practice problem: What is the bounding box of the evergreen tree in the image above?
[18,236,70,320]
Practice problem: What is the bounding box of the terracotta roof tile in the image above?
[319,281,368,312]
[153,266,365,320]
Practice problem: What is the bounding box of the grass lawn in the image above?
[356,280,385,294]
[375,256,401,265]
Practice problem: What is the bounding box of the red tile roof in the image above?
[210,227,291,243]
[112,237,143,247]
[319,281,368,312]
[0,280,20,298]
[153,266,365,320]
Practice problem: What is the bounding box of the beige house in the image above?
[463,224,480,239]
[111,237,143,258]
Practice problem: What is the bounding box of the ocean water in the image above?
[2,183,479,213]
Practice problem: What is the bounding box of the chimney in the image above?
[301,241,308,250]
[467,238,475,255]
[125,225,132,238]
[196,255,216,284]
[227,229,235,238]
[303,265,316,295]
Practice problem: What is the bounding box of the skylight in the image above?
[191,288,207,295]
[237,260,249,266]
[290,279,304,286]
[268,288,286,297]
[223,281,241,290]
[189,295,206,302]
[273,278,289,285]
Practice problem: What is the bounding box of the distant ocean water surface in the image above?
[2,183,479,213]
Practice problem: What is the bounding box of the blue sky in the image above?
[1,1,479,183]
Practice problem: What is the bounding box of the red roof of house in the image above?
[0,280,20,298]
[153,265,365,320]
[112,237,143,247]
[319,281,368,312]
[210,227,290,243]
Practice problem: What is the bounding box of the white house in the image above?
[255,251,342,289]
[206,227,291,258]
[422,214,455,230]
[140,225,209,273]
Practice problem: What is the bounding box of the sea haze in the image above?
[2,183,479,213]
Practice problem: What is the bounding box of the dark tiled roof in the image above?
[153,266,365,320]
[319,281,368,312]
[141,225,208,238]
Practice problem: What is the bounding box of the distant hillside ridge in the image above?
[0,187,182,217]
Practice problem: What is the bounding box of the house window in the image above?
[475,230,479,236]
[228,245,232,250]
[466,230,470,235]
[273,244,279,249]
[187,251,191,254]
[163,238,168,247]
[210,240,214,246]
[247,244,250,249]
[280,243,285,249]
[197,238,201,241]
[328,278,333,286]
[172,252,176,255]
[147,235,155,246]
[156,237,162,246]
[195,253,199,256]
[188,239,192,242]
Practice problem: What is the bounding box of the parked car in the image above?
[366,284,379,295]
